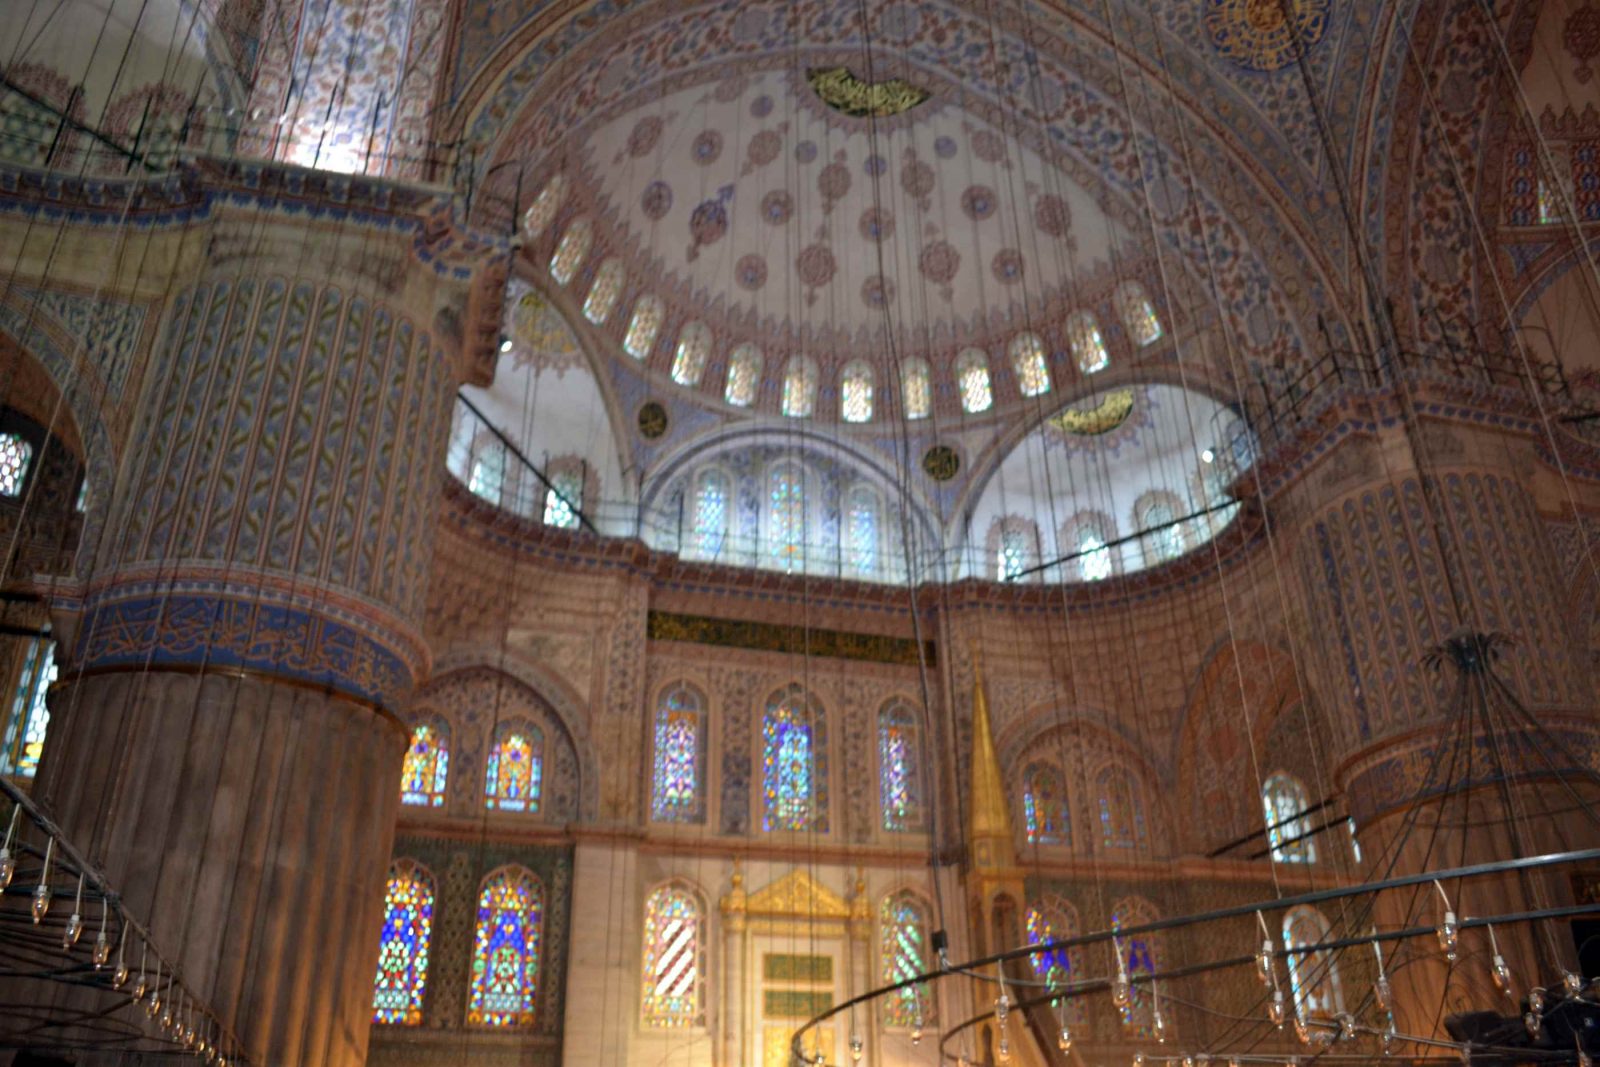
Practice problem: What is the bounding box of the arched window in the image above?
[768,465,806,570]
[641,883,706,1027]
[1096,766,1149,851]
[624,296,664,360]
[901,358,932,420]
[995,522,1037,582]
[840,360,874,422]
[878,701,923,832]
[845,485,879,577]
[1137,496,1186,564]
[671,321,713,386]
[373,859,434,1026]
[0,434,32,497]
[651,684,705,823]
[1066,518,1114,582]
[1067,312,1110,374]
[1009,333,1051,397]
[691,470,730,561]
[1282,907,1342,1020]
[468,867,544,1027]
[1115,283,1163,347]
[485,721,544,813]
[468,442,505,504]
[583,258,625,324]
[1022,762,1070,846]
[549,218,592,286]
[543,468,582,530]
[400,718,450,807]
[1026,896,1087,1026]
[956,349,994,413]
[725,344,763,406]
[880,891,935,1028]
[522,174,566,239]
[1263,772,1315,863]
[1,638,55,776]
[1539,173,1564,225]
[1111,899,1162,1039]
[781,357,818,417]
[761,685,828,832]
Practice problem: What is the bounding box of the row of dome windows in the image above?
[524,177,1165,419]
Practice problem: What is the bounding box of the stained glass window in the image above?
[1096,767,1148,851]
[769,466,806,570]
[468,867,543,1027]
[956,349,994,413]
[642,884,705,1027]
[761,686,827,832]
[1115,282,1163,347]
[549,218,592,286]
[400,719,449,807]
[781,357,817,418]
[1263,772,1315,863]
[1022,762,1069,845]
[692,470,730,560]
[543,469,582,529]
[1026,896,1085,1025]
[468,443,505,504]
[880,892,935,1028]
[583,257,625,324]
[2,639,55,777]
[845,486,879,577]
[1111,901,1161,1039]
[840,360,874,422]
[1009,333,1051,397]
[0,434,33,497]
[725,344,763,406]
[373,859,434,1026]
[522,174,566,239]
[625,296,664,360]
[485,721,543,813]
[878,701,922,832]
[901,358,931,420]
[1539,176,1563,225]
[998,527,1031,582]
[651,685,703,823]
[1067,312,1110,374]
[671,321,713,386]
[1282,907,1341,1019]
[1139,499,1185,564]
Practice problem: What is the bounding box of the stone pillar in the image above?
[25,162,502,1067]
[719,866,747,1067]
[560,839,641,1067]
[1276,415,1599,1037]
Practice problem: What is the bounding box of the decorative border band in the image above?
[646,609,933,667]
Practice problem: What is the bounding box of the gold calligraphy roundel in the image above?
[1204,0,1331,73]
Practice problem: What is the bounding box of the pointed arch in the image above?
[1026,893,1087,1030]
[724,343,763,406]
[485,719,544,813]
[1282,906,1342,1020]
[880,889,936,1028]
[373,858,435,1026]
[781,356,818,417]
[1094,764,1150,853]
[641,880,708,1027]
[1066,311,1110,373]
[1009,333,1051,396]
[671,321,714,386]
[877,698,925,832]
[549,217,592,285]
[1109,896,1163,1039]
[760,684,828,832]
[955,348,994,412]
[1263,772,1316,863]
[468,866,544,1027]
[901,357,932,419]
[650,682,707,824]
[840,360,874,422]
[400,713,451,807]
[1021,760,1070,846]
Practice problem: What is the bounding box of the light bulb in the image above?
[1525,1012,1542,1038]
[1529,988,1546,1014]
[1112,973,1131,1009]
[132,973,148,1000]
[911,1022,923,1046]
[998,1036,1011,1063]
[1256,940,1274,985]
[146,992,160,1018]
[1133,1054,1145,1067]
[1154,1011,1169,1044]
[63,911,83,948]
[1230,1059,1242,1067]
[1202,448,1216,464]
[1293,1015,1313,1046]
[1184,1055,1195,1067]
[1565,971,1584,997]
[1374,975,1392,1011]
[1382,1022,1397,1057]
[113,960,129,988]
[160,1004,173,1030]
[1058,1025,1072,1053]
[995,992,1010,1022]
[1492,955,1512,994]
[1437,910,1458,962]
[93,931,111,967]
[0,848,14,889]
[31,883,50,923]
[1268,988,1286,1027]
[1338,1013,1357,1042]
[850,1034,862,1062]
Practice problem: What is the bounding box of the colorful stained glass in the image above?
[1009,334,1051,397]
[998,529,1029,581]
[846,486,879,577]
[522,174,566,239]
[485,722,543,813]
[781,358,817,417]
[468,868,544,1027]
[400,721,449,807]
[583,258,625,324]
[1115,283,1163,347]
[878,703,921,831]
[1097,768,1148,850]
[725,344,763,406]
[0,434,33,497]
[956,349,993,413]
[1075,527,1112,582]
[642,885,704,1026]
[373,860,434,1025]
[1282,907,1341,1018]
[651,686,702,822]
[1263,772,1315,863]
[549,218,592,285]
[1067,312,1110,374]
[880,892,934,1028]
[1026,901,1077,991]
[1022,762,1069,845]
[625,296,664,360]
[769,466,806,569]
[840,361,874,422]
[692,471,729,560]
[544,470,581,529]
[902,359,931,420]
[762,687,826,831]
[2,639,55,777]
[671,322,714,386]
[1111,902,1161,1039]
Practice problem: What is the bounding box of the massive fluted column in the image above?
[22,160,503,1067]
